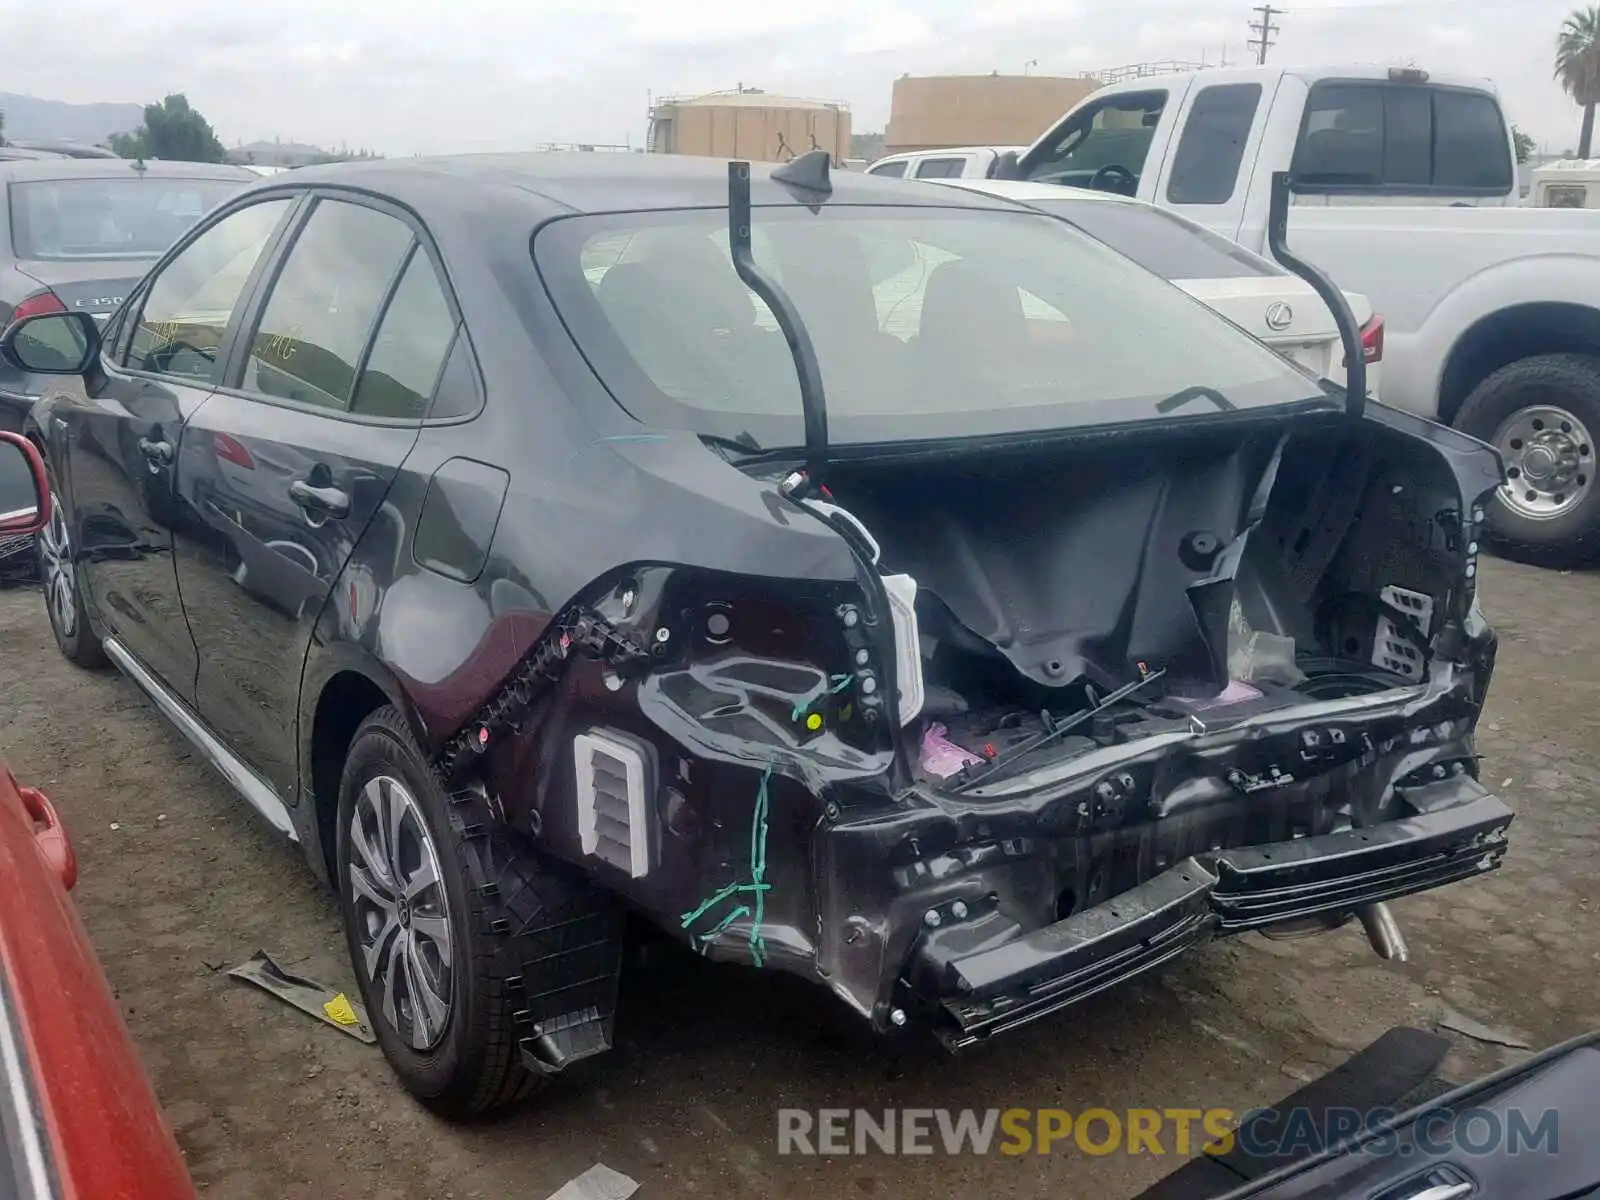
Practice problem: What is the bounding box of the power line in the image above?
[1248,3,1281,64]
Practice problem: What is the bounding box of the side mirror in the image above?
[990,150,1022,181]
[0,310,100,375]
[0,432,50,538]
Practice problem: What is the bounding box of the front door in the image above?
[173,195,456,799]
[58,197,297,700]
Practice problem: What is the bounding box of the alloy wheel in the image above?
[1493,404,1594,521]
[38,494,76,639]
[348,775,455,1051]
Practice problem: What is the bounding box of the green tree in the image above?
[1512,125,1537,163]
[109,94,227,163]
[1556,5,1600,158]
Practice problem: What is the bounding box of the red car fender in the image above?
[0,765,196,1200]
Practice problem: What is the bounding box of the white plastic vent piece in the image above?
[573,732,650,879]
[1372,585,1435,683]
[881,572,925,727]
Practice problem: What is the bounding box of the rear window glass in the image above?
[868,160,908,178]
[1292,82,1513,193]
[537,205,1320,450]
[1033,198,1278,280]
[9,177,241,260]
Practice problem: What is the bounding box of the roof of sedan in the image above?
[932,178,1136,206]
[0,158,257,183]
[277,151,1026,218]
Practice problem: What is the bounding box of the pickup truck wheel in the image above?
[36,467,107,669]
[335,706,621,1117]
[1455,353,1600,569]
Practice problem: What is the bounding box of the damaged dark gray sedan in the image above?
[2,151,1510,1116]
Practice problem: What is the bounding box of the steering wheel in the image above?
[1088,164,1136,194]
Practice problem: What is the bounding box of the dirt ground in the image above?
[0,556,1596,1200]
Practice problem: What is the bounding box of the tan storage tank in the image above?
[884,74,1101,154]
[648,89,852,164]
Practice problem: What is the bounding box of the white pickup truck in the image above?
[1005,64,1600,567]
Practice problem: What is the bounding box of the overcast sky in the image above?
[0,0,1590,155]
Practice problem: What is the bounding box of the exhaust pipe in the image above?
[1357,902,1409,962]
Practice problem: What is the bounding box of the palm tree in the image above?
[1556,5,1600,158]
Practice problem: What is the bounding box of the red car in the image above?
[0,430,195,1200]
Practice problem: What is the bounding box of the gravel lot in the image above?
[0,556,1596,1200]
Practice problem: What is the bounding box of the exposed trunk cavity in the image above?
[820,413,1476,785]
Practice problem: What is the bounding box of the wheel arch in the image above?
[1438,301,1600,427]
[299,646,432,884]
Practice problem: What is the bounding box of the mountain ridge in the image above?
[0,92,143,147]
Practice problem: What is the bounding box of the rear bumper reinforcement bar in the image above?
[920,779,1511,1050]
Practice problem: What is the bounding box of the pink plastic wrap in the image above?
[1169,679,1262,712]
[919,722,984,779]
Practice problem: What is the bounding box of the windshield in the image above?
[9,177,241,261]
[535,205,1325,449]
[1030,197,1279,282]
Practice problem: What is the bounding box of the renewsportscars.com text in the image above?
[777,1106,1560,1158]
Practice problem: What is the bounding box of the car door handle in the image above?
[137,437,174,467]
[287,479,350,519]
[1403,1186,1473,1200]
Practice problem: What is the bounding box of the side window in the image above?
[868,160,908,178]
[1024,91,1167,188]
[427,331,485,421]
[1292,83,1383,186]
[351,248,458,420]
[125,199,293,383]
[914,157,967,179]
[1434,90,1513,190]
[1166,83,1262,204]
[241,199,414,412]
[1545,184,1589,208]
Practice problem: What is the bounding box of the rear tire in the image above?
[335,707,622,1117]
[37,463,107,669]
[1455,353,1600,570]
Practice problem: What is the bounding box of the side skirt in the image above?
[102,637,298,842]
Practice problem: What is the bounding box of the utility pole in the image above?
[1247,4,1280,65]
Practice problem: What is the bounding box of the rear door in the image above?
[1156,78,1275,239]
[56,196,298,700]
[172,194,455,798]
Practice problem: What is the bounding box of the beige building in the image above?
[884,74,1101,154]
[647,89,852,164]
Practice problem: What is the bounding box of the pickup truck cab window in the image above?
[1024,90,1167,193]
[915,157,967,179]
[1166,83,1263,205]
[124,198,294,383]
[867,160,907,178]
[1292,81,1513,195]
